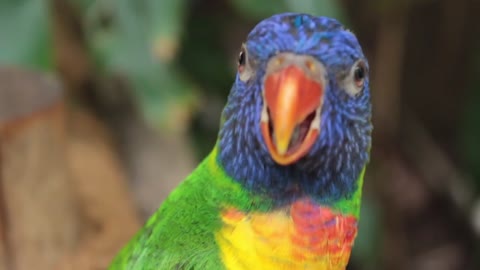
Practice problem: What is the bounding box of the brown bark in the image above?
[0,68,79,270]
[56,108,141,270]
[0,68,140,270]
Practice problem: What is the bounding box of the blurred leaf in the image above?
[81,0,195,133]
[149,0,187,62]
[178,16,234,95]
[0,0,53,69]
[177,12,237,160]
[352,198,382,269]
[230,0,345,22]
[284,0,346,21]
[229,0,287,19]
[131,65,198,134]
[462,48,480,190]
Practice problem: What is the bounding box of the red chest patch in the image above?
[217,198,358,269]
[289,199,358,262]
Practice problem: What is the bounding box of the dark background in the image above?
[0,0,479,269]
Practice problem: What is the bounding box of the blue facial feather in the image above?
[218,13,372,206]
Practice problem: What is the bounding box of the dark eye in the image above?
[343,60,368,97]
[353,62,366,88]
[238,48,246,72]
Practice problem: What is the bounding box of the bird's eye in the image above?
[344,60,368,97]
[238,48,246,73]
[353,65,365,88]
[237,44,254,82]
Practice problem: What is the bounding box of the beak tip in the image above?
[275,139,289,156]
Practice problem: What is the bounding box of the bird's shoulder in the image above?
[108,148,252,270]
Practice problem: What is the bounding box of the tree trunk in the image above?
[0,68,79,270]
[56,107,141,270]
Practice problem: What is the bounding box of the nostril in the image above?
[305,60,315,72]
[276,56,285,66]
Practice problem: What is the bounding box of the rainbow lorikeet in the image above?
[109,12,372,270]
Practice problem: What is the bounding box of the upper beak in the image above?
[261,63,323,165]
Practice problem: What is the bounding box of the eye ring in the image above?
[353,61,367,89]
[343,60,368,97]
[238,47,246,73]
[237,44,254,82]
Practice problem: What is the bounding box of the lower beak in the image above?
[261,65,323,165]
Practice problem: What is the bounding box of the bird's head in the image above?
[218,13,372,204]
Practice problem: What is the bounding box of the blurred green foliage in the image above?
[462,50,480,191]
[82,0,196,133]
[352,199,383,269]
[231,0,345,21]
[0,0,53,70]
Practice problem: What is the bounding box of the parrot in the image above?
[109,12,372,270]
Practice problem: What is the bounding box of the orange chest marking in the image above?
[216,199,358,270]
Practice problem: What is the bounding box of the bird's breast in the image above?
[215,198,357,270]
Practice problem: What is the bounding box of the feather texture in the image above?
[217,199,358,270]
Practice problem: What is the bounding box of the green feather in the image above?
[332,166,366,219]
[108,146,273,269]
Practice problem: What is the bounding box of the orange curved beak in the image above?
[261,65,323,165]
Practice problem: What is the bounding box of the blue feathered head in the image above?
[218,13,372,204]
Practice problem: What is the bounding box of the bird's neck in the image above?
[214,143,365,218]
[212,143,364,269]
